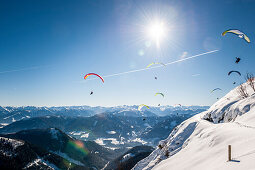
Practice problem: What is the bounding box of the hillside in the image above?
[133,82,255,170]
[104,145,154,170]
[1,128,117,169]
[0,136,86,169]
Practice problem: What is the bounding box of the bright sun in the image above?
[146,20,167,48]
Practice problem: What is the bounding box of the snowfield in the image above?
[133,82,255,170]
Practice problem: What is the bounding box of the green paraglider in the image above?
[155,93,164,97]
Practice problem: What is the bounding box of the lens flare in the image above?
[67,140,89,156]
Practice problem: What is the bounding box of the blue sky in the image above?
[0,0,254,107]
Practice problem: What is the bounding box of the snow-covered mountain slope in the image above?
[133,82,255,170]
[203,82,255,123]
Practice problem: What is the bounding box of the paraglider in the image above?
[155,93,164,97]
[155,77,157,80]
[143,118,146,121]
[211,88,222,93]
[138,104,150,111]
[158,104,160,106]
[228,71,241,76]
[146,62,166,68]
[233,82,236,85]
[222,29,250,43]
[90,91,93,95]
[235,57,241,64]
[84,73,104,83]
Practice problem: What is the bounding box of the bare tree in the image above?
[245,73,255,93]
[238,83,249,99]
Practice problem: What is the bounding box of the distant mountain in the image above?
[0,105,208,125]
[1,128,120,169]
[104,145,154,170]
[0,111,204,149]
[0,114,165,148]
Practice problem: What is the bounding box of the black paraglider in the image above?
[235,57,241,64]
[143,118,146,121]
[90,91,93,95]
[228,70,241,76]
[233,82,236,84]
[158,104,160,106]
[155,77,157,80]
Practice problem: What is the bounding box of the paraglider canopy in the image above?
[228,71,241,76]
[138,104,150,111]
[155,93,164,97]
[211,88,222,93]
[84,73,104,83]
[146,62,166,68]
[90,91,93,95]
[222,29,250,43]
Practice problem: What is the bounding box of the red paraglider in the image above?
[84,73,104,83]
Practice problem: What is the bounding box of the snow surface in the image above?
[106,131,116,134]
[0,137,24,157]
[25,157,56,170]
[94,138,124,145]
[133,82,255,170]
[0,137,24,149]
[122,153,135,162]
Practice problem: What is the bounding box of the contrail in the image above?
[87,49,219,80]
[0,65,51,74]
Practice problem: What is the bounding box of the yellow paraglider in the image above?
[146,62,166,68]
[222,29,250,43]
[138,104,150,111]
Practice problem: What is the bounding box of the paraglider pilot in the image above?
[235,57,241,64]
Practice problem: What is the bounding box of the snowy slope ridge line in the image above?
[203,82,255,123]
[133,82,255,170]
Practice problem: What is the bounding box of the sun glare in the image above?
[147,20,167,48]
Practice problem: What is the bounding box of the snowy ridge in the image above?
[203,82,255,123]
[133,82,255,170]
[24,158,55,170]
[0,137,24,149]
